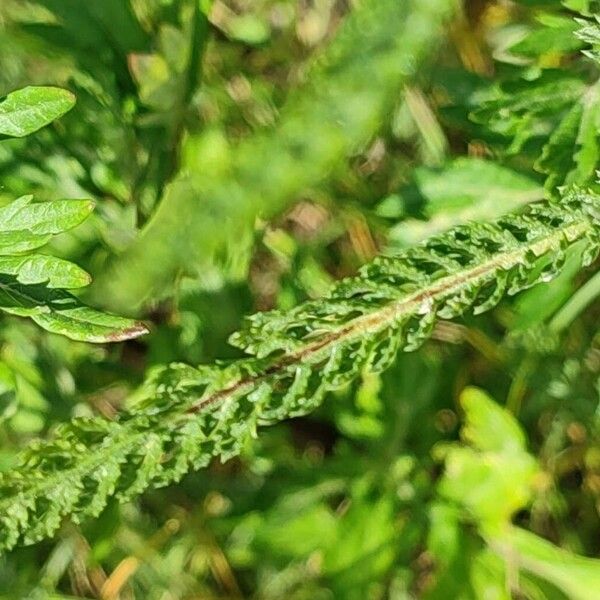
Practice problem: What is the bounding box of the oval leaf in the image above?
[0,255,91,288]
[0,86,75,138]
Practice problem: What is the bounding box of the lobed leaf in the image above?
[1,189,599,552]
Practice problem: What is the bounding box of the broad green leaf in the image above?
[0,87,75,138]
[0,230,53,255]
[31,306,149,343]
[0,196,94,235]
[0,255,90,288]
[0,197,94,255]
[0,195,148,343]
[386,159,544,246]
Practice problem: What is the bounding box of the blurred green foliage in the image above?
[0,0,600,598]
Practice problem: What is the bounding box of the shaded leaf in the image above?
[386,158,544,246]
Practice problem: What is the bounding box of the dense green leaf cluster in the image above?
[0,86,147,343]
[470,6,600,194]
[2,1,600,597]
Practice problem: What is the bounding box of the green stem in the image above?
[549,269,600,332]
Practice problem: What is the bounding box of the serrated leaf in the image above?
[471,73,585,154]
[1,189,598,552]
[575,15,600,47]
[0,87,75,138]
[536,82,600,192]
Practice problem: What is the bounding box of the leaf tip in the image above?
[106,321,150,342]
[85,199,96,214]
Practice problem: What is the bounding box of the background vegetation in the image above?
[0,0,600,598]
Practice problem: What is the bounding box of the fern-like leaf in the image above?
[471,10,600,193]
[1,189,599,551]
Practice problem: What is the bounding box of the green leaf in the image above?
[509,15,583,58]
[387,158,544,246]
[0,196,94,235]
[564,0,596,13]
[0,280,148,343]
[490,526,600,600]
[471,72,585,154]
[0,196,94,255]
[1,189,598,552]
[0,87,75,138]
[575,15,600,60]
[0,195,147,343]
[436,388,538,529]
[0,255,91,288]
[536,81,600,192]
[460,387,527,453]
